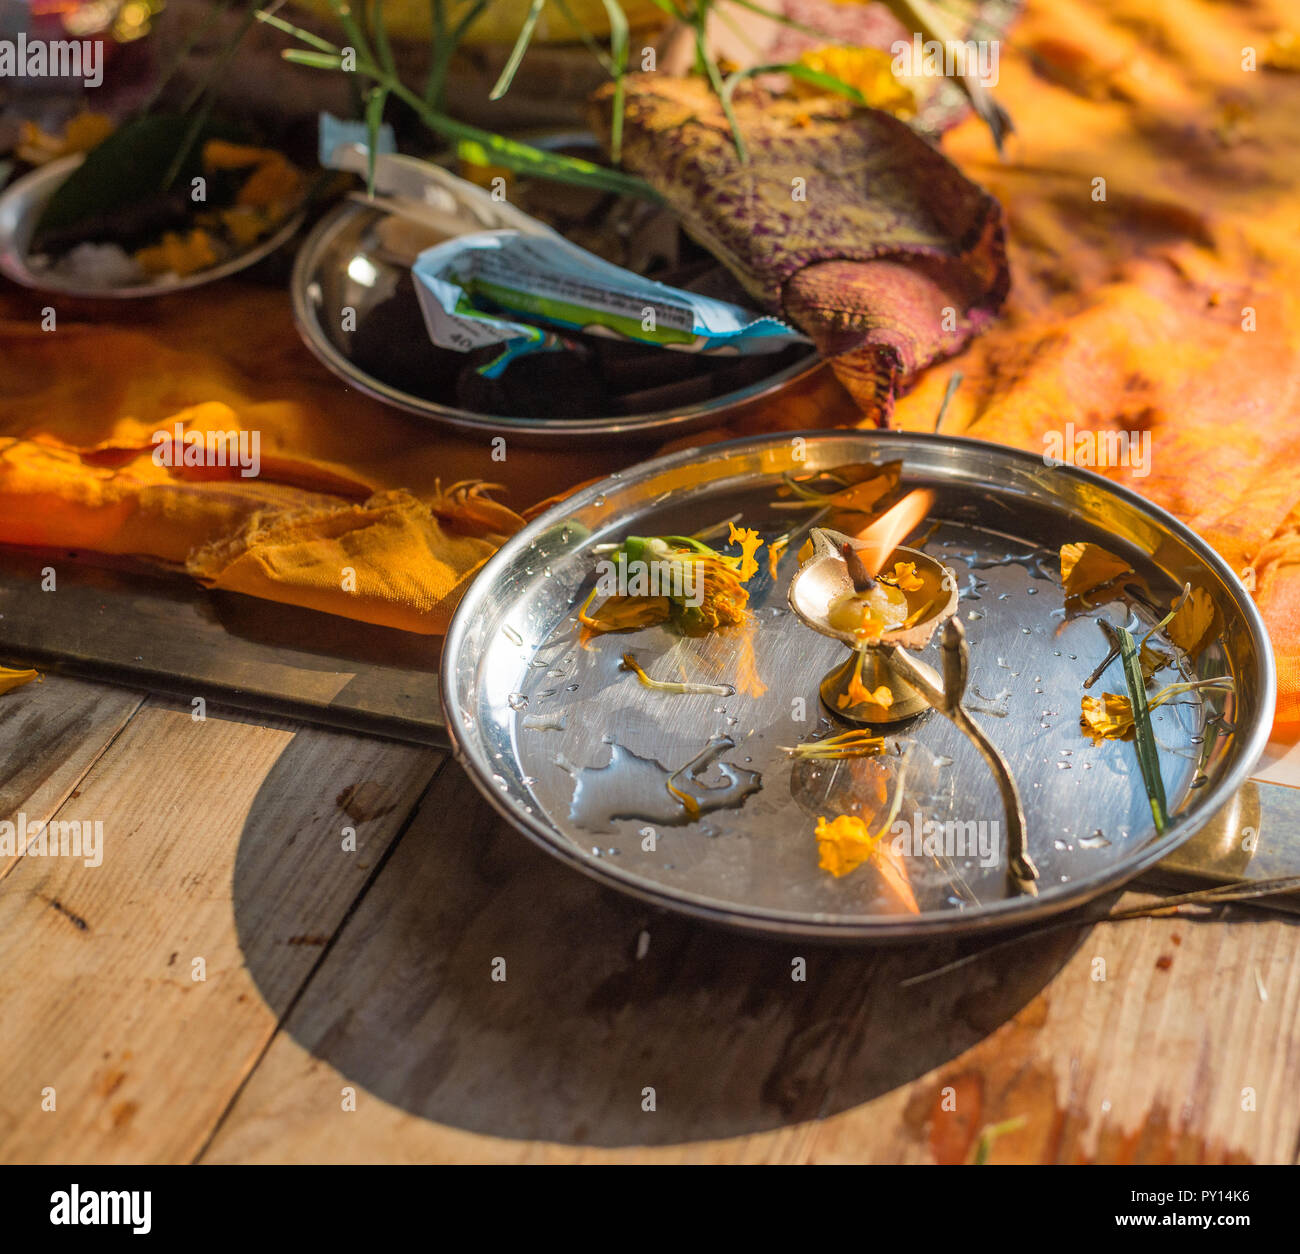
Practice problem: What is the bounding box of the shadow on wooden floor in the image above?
[232,753,1089,1148]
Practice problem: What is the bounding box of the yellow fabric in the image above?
[0,276,848,632]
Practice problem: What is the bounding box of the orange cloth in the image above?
[0,282,847,632]
[1,0,1298,722]
[669,0,1300,725]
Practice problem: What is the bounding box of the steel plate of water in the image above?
[441,432,1274,940]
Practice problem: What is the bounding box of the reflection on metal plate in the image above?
[443,432,1275,940]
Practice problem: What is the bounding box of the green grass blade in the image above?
[693,19,746,162]
[255,8,341,53]
[369,0,397,77]
[552,0,616,72]
[1118,626,1169,832]
[489,0,547,101]
[364,85,388,194]
[601,0,630,161]
[723,60,867,109]
[326,0,373,64]
[282,48,347,69]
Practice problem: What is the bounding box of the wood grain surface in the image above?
[0,693,1297,1164]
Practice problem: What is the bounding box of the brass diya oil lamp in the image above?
[788,524,1041,897]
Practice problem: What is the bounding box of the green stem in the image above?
[1118,627,1168,833]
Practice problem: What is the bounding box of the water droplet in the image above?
[1056,761,1071,770]
[592,494,606,507]
[507,692,528,711]
[567,737,760,832]
[1079,830,1111,849]
[565,683,580,692]
[502,625,523,646]
[1026,587,1038,595]
[1053,838,1069,851]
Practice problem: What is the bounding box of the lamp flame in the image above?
[851,489,934,578]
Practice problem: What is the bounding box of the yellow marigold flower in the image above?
[1080,692,1135,744]
[134,229,221,277]
[1166,586,1215,657]
[767,534,789,582]
[881,560,924,592]
[1263,31,1300,70]
[0,664,41,695]
[727,522,763,583]
[581,531,763,638]
[1080,676,1232,746]
[793,46,916,118]
[815,814,884,877]
[838,648,892,710]
[17,112,113,164]
[1060,541,1133,599]
[578,589,671,634]
[1139,641,1170,683]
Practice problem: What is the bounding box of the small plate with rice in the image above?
[0,151,306,300]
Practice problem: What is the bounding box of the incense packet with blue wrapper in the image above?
[410,230,809,378]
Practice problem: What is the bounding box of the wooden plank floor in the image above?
[1,685,1298,1163]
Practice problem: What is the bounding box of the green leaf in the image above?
[34,114,243,239]
[489,0,546,100]
[453,133,654,199]
[722,60,867,111]
[781,62,867,102]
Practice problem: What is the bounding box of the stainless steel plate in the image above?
[0,155,305,299]
[442,432,1275,940]
[290,199,823,446]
